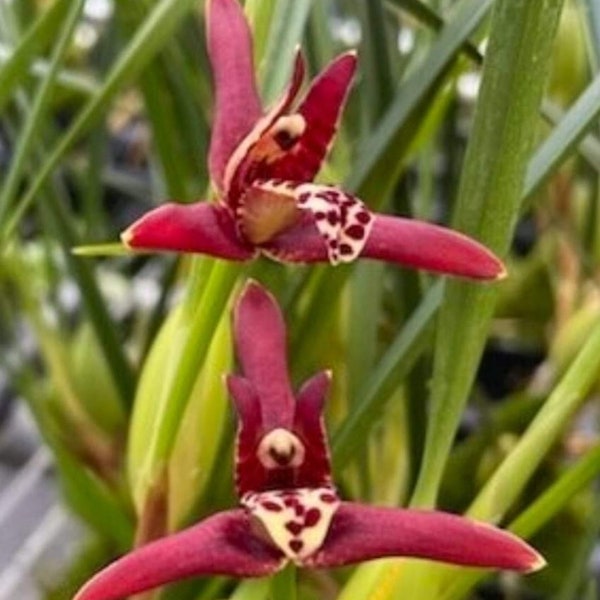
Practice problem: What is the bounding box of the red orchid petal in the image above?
[269,52,357,182]
[234,281,295,430]
[263,217,329,263]
[362,215,506,280]
[293,371,334,488]
[224,51,306,203]
[121,202,255,260]
[207,0,262,190]
[264,206,505,281]
[307,503,545,572]
[226,374,266,496]
[265,49,306,119]
[74,510,284,600]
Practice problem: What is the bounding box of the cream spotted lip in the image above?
[117,0,506,281]
[242,488,340,562]
[74,281,544,600]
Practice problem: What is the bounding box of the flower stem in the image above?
[270,565,297,600]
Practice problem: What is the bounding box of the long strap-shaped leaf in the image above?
[411,0,565,510]
[524,72,600,199]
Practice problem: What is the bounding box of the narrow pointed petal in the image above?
[307,503,545,573]
[293,371,334,487]
[362,215,506,280]
[207,0,263,189]
[74,510,285,600]
[224,51,306,202]
[234,281,295,429]
[121,202,255,260]
[270,52,357,182]
[263,217,329,263]
[226,375,266,496]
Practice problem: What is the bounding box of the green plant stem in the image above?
[270,565,297,600]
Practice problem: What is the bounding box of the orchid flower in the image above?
[74,282,543,600]
[121,0,505,280]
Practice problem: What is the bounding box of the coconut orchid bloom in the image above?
[74,282,543,600]
[121,0,505,280]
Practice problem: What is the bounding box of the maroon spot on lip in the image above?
[261,501,283,512]
[327,211,339,225]
[289,539,304,553]
[356,210,371,224]
[320,492,337,503]
[285,521,304,536]
[329,240,338,249]
[345,224,365,240]
[304,508,321,527]
[339,243,353,255]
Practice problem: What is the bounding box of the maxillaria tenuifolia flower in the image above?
[121,0,505,280]
[74,282,544,600]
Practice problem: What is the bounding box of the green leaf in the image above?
[0,0,84,222]
[524,73,600,199]
[411,0,565,510]
[0,0,69,113]
[468,320,600,521]
[128,262,241,512]
[385,0,482,63]
[168,312,232,528]
[332,280,442,471]
[347,0,494,201]
[259,0,313,103]
[37,190,137,411]
[71,243,132,257]
[245,0,277,65]
[54,445,134,552]
[2,0,199,241]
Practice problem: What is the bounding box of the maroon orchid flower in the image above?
[74,282,543,600]
[121,0,505,280]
